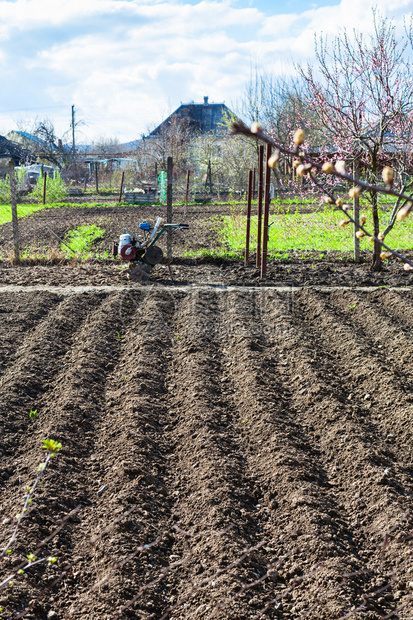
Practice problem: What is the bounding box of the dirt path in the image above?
[0,288,413,619]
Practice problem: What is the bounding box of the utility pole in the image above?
[71,105,76,155]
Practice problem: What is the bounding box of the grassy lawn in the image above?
[0,202,117,226]
[219,207,413,254]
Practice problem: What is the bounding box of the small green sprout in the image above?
[38,463,45,472]
[349,303,357,310]
[42,439,62,453]
[47,556,57,565]
[26,553,35,563]
[117,332,121,339]
[29,410,38,418]
[7,549,12,554]
[18,569,24,575]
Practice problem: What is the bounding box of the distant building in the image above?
[148,96,235,137]
[0,135,32,177]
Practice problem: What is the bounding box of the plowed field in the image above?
[1,286,413,619]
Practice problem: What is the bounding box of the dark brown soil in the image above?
[0,202,224,257]
[1,287,413,619]
[0,258,413,289]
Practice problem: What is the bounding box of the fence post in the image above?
[167,156,173,261]
[260,144,272,280]
[185,170,190,204]
[244,170,253,266]
[252,168,256,201]
[95,165,99,193]
[353,158,360,263]
[9,161,19,263]
[42,171,47,205]
[256,145,264,268]
[118,171,125,203]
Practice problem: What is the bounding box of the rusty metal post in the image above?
[256,145,264,268]
[244,170,253,266]
[9,162,19,263]
[353,158,360,263]
[185,169,190,204]
[260,144,272,280]
[118,171,125,203]
[95,165,99,193]
[252,168,256,201]
[167,156,173,261]
[42,171,47,205]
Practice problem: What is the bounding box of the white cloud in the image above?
[0,0,412,142]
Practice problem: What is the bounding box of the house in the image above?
[6,130,61,166]
[148,96,234,138]
[0,135,32,177]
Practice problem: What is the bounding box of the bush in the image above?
[31,171,68,203]
[0,176,10,203]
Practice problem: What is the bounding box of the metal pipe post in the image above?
[42,171,47,205]
[256,145,264,268]
[167,156,173,261]
[244,170,253,266]
[118,171,125,203]
[260,144,272,280]
[9,162,19,263]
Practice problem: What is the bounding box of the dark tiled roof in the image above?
[0,135,27,163]
[149,99,234,136]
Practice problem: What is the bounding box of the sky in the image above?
[0,0,412,145]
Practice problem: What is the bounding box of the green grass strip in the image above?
[220,208,413,253]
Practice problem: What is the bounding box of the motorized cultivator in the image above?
[113,217,189,281]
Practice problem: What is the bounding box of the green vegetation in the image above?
[31,171,68,203]
[62,224,106,257]
[0,202,110,226]
[219,207,413,254]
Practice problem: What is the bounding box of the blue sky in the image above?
[0,0,411,144]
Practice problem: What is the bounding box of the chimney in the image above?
[204,96,209,105]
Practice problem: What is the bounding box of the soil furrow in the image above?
[60,289,177,619]
[0,292,134,619]
[0,294,104,464]
[1,288,413,619]
[160,290,273,620]
[0,292,61,377]
[217,290,373,619]
[283,289,413,617]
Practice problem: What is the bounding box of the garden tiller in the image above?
[113,217,189,281]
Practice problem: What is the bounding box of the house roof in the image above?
[149,96,234,137]
[0,135,29,164]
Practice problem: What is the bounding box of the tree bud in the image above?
[378,232,385,240]
[335,198,343,207]
[380,251,392,260]
[322,162,334,174]
[296,164,307,176]
[397,204,412,222]
[335,160,346,174]
[293,129,305,145]
[349,186,361,199]
[293,159,300,168]
[251,121,262,134]
[339,219,350,227]
[324,196,333,204]
[403,263,413,271]
[382,166,394,184]
[356,231,365,238]
[360,215,367,225]
[268,151,280,169]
